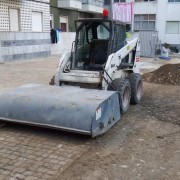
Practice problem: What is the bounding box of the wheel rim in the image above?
[123,86,130,108]
[137,80,142,100]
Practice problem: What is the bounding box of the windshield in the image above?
[73,21,111,70]
[97,24,110,39]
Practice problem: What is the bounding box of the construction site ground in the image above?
[0,56,179,180]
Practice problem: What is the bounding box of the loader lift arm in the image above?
[102,38,140,90]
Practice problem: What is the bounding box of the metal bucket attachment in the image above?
[0,84,120,137]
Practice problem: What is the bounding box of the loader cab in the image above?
[71,18,126,71]
[72,19,112,70]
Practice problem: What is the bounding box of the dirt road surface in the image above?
[0,56,179,180]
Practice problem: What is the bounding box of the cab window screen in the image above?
[97,25,110,39]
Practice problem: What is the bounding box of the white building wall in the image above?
[132,1,157,32]
[106,0,180,48]
[133,2,157,14]
[157,0,180,45]
[131,0,180,47]
[156,0,166,44]
[0,0,50,32]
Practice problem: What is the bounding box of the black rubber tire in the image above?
[108,78,131,114]
[118,79,131,114]
[129,73,143,104]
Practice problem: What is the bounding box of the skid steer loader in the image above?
[0,15,143,137]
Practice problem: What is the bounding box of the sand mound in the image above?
[143,63,180,85]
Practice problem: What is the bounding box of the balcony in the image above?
[81,0,104,13]
[58,0,82,10]
[133,1,157,14]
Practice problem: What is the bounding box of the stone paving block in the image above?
[23,170,34,176]
[12,173,25,180]
[38,167,50,173]
[13,167,26,174]
[3,165,15,171]
[46,170,57,175]
[58,161,67,166]
[51,164,62,171]
[26,176,39,180]
[0,158,10,164]
[8,155,18,160]
[1,169,11,175]
[41,174,52,180]
[0,164,4,169]
[50,159,60,164]
[0,175,7,180]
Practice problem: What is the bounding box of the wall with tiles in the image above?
[0,32,51,62]
[0,0,51,62]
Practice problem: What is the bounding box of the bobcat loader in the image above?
[0,15,143,137]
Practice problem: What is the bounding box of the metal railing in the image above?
[59,0,82,1]
[58,0,104,7]
[82,0,104,7]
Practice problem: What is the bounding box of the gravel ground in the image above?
[58,82,180,180]
[0,56,179,180]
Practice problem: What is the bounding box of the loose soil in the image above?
[143,63,180,85]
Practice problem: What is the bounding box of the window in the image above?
[166,21,179,34]
[60,16,68,32]
[32,12,43,32]
[97,25,110,39]
[168,0,180,2]
[105,0,125,5]
[104,0,110,5]
[134,14,156,31]
[50,14,54,29]
[82,0,103,6]
[9,9,20,31]
[114,0,126,2]
[112,24,126,53]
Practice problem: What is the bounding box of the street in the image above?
[0,56,179,180]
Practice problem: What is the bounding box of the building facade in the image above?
[0,0,51,62]
[133,0,180,50]
[105,0,180,51]
[50,0,104,32]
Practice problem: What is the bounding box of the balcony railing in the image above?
[58,0,82,10]
[58,0,104,13]
[82,0,104,7]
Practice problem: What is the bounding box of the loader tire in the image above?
[49,76,55,85]
[118,79,131,114]
[129,73,143,104]
[108,78,131,114]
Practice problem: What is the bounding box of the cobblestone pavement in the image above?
[0,56,179,180]
[0,125,91,180]
[0,56,92,180]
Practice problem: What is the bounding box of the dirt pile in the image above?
[143,63,180,85]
